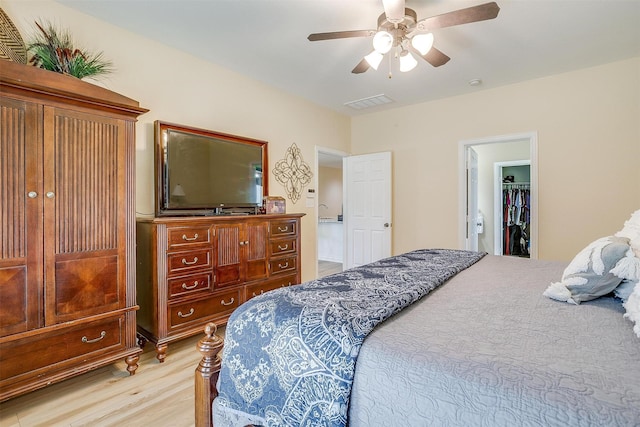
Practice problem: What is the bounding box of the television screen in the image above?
[155,121,268,216]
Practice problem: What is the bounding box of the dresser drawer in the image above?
[168,289,241,330]
[168,272,212,299]
[270,220,297,238]
[167,249,212,276]
[0,316,123,381]
[167,226,211,249]
[269,237,297,257]
[246,275,297,300]
[269,256,297,275]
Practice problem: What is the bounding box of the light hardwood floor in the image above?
[0,328,224,427]
[318,260,342,278]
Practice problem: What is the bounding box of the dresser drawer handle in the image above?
[278,262,289,269]
[252,290,264,297]
[182,281,199,290]
[277,226,288,232]
[221,298,235,306]
[82,331,106,344]
[182,233,199,241]
[178,308,195,318]
[277,244,289,251]
[281,282,292,287]
[182,257,198,265]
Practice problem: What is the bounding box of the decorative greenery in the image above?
[27,20,113,79]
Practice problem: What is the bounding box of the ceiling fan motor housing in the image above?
[377,8,419,47]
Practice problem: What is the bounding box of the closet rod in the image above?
[503,182,530,189]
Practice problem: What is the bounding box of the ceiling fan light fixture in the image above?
[411,33,434,55]
[399,50,417,72]
[372,31,393,54]
[364,50,384,70]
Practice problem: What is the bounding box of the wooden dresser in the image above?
[136,214,304,361]
[0,61,148,401]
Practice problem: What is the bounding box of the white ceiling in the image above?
[57,0,639,117]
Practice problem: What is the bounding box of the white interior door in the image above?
[344,152,392,269]
[466,147,479,251]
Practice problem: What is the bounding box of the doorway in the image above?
[315,147,347,278]
[458,132,538,259]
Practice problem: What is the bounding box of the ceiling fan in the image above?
[308,0,500,74]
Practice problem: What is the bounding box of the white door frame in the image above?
[494,160,530,256]
[467,147,479,251]
[457,132,539,259]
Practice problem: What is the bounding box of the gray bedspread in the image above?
[348,255,640,426]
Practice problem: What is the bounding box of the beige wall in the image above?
[5,0,351,282]
[352,58,640,261]
[318,166,343,219]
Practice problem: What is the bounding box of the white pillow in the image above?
[623,281,640,338]
[615,209,640,258]
[543,236,634,304]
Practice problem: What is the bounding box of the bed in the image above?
[195,247,640,427]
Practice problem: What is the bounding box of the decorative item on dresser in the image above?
[0,60,148,402]
[136,213,304,362]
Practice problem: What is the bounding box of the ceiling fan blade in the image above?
[419,47,450,67]
[308,30,375,42]
[382,0,406,23]
[416,2,500,32]
[352,58,371,74]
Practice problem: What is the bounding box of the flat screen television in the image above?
[154,121,268,216]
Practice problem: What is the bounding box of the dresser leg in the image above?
[125,354,139,375]
[156,343,168,363]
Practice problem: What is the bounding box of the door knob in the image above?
[46,191,55,199]
[384,223,390,228]
[27,191,38,198]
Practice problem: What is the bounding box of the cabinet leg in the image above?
[156,343,168,363]
[125,354,139,375]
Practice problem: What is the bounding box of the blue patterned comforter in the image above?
[214,248,486,427]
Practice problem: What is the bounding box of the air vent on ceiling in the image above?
[344,94,394,110]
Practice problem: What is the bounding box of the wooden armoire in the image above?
[0,60,148,401]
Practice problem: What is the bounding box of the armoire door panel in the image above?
[0,267,28,337]
[0,97,43,335]
[43,106,127,324]
[52,255,120,320]
[50,110,121,254]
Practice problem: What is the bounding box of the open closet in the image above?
[499,164,530,257]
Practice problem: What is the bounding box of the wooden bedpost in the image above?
[195,322,224,427]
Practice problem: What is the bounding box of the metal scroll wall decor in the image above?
[273,143,313,203]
